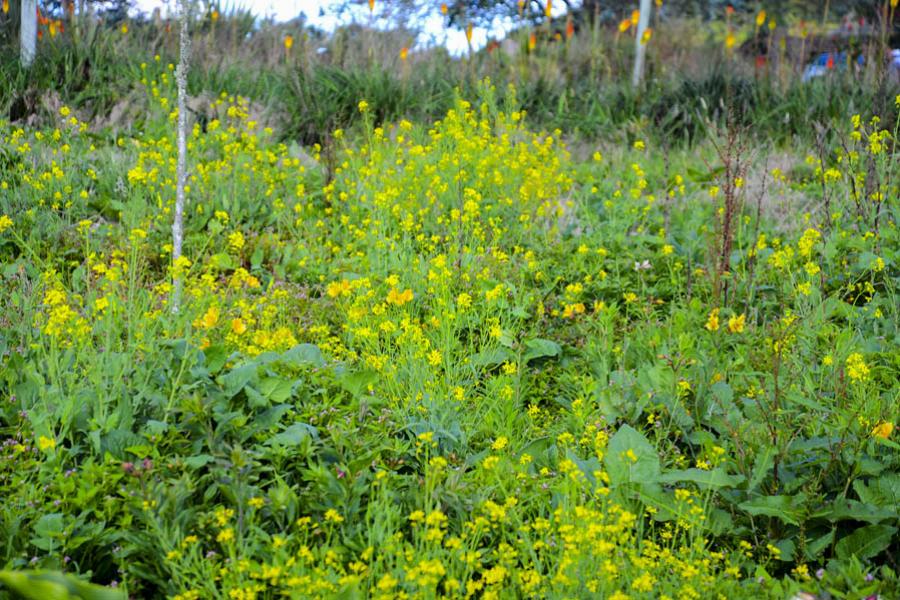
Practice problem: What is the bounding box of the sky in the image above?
[129,0,560,55]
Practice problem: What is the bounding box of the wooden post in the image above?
[631,0,651,87]
[172,0,190,313]
[21,0,37,67]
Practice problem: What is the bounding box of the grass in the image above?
[2,9,898,148]
[1,6,900,600]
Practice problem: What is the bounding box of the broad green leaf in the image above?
[34,513,64,538]
[282,343,326,368]
[747,447,774,492]
[259,377,294,404]
[0,570,125,600]
[522,338,561,363]
[184,454,215,469]
[710,381,733,404]
[834,525,897,561]
[470,347,513,369]
[823,499,896,524]
[853,474,900,508]
[805,530,835,560]
[219,363,257,398]
[738,495,806,526]
[605,424,660,486]
[659,468,745,489]
[208,253,235,270]
[267,422,318,447]
[338,369,378,398]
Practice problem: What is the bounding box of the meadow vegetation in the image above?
[1,2,900,599]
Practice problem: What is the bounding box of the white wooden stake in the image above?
[21,0,37,67]
[631,0,652,87]
[172,0,191,313]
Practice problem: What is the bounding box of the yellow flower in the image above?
[248,497,265,509]
[427,349,442,367]
[377,573,398,591]
[198,306,220,330]
[845,353,869,382]
[756,10,766,28]
[326,279,351,298]
[228,231,245,252]
[705,308,720,332]
[324,509,344,523]
[491,436,508,451]
[216,528,234,543]
[231,318,247,335]
[0,215,12,234]
[94,296,110,313]
[358,100,369,113]
[386,287,413,306]
[38,436,56,451]
[872,421,894,439]
[284,35,294,50]
[728,313,745,333]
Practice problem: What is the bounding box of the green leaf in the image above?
[219,363,257,398]
[853,474,900,508]
[34,513,64,538]
[208,253,235,270]
[738,495,806,526]
[659,468,745,489]
[338,369,378,398]
[252,377,294,407]
[747,447,774,493]
[184,454,215,470]
[834,525,897,561]
[282,344,325,368]
[267,422,318,447]
[823,499,896,524]
[202,344,232,374]
[100,430,145,461]
[522,338,561,363]
[604,424,660,486]
[0,570,126,600]
[565,449,601,487]
[251,404,294,433]
[805,530,835,560]
[710,381,733,404]
[470,347,513,369]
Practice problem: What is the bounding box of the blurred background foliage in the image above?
[1,0,898,148]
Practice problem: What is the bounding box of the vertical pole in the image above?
[21,0,37,67]
[631,0,652,87]
[172,0,190,314]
